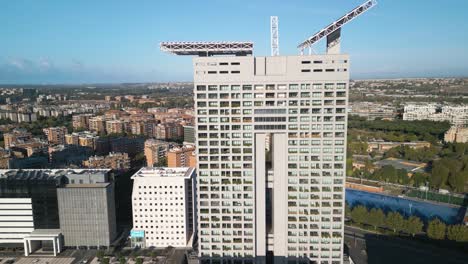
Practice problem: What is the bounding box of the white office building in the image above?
[130,167,196,248]
[0,198,34,244]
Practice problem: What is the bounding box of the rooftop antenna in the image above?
[297,0,377,54]
[271,16,279,56]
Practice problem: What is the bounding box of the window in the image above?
[301,69,311,72]
[231,71,240,74]
[231,62,240,65]
[301,61,311,64]
[208,71,216,74]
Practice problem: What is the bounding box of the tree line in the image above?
[350,141,468,192]
[347,205,468,242]
[348,116,451,142]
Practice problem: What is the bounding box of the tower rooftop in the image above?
[160,41,253,56]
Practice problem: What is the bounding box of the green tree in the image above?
[380,165,398,183]
[119,257,126,264]
[97,250,105,260]
[150,251,157,260]
[427,218,446,240]
[345,203,351,218]
[135,258,143,264]
[101,258,109,264]
[350,205,368,225]
[156,156,167,167]
[367,208,385,230]
[405,216,423,237]
[447,225,468,242]
[130,251,138,260]
[431,162,450,188]
[385,212,405,233]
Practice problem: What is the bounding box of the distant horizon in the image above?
[0,76,467,87]
[1,0,468,84]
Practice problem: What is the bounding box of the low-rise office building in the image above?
[130,167,196,248]
[58,182,117,248]
[0,169,117,254]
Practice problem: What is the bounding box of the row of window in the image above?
[198,124,345,132]
[300,68,347,73]
[196,91,346,99]
[196,83,346,92]
[198,117,345,124]
[196,100,346,108]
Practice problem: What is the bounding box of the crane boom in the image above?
[297,0,377,53]
[271,16,279,56]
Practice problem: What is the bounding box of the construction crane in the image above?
[271,16,279,56]
[297,0,377,55]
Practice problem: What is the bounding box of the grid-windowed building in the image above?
[193,55,348,263]
[130,167,196,248]
[161,1,377,261]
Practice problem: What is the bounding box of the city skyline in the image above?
[1,0,468,84]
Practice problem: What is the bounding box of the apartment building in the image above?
[3,129,32,149]
[403,104,468,125]
[89,116,108,134]
[144,139,170,167]
[130,167,196,248]
[445,126,468,143]
[43,127,68,145]
[83,152,131,170]
[65,131,99,150]
[167,145,196,167]
[155,123,183,140]
[72,114,94,130]
[106,120,124,134]
[349,102,396,120]
[193,54,348,263]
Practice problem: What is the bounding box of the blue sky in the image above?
[1,0,467,84]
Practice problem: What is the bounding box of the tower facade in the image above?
[194,55,348,264]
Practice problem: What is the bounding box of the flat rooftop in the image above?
[160,41,253,56]
[132,167,195,179]
[0,169,111,181]
[61,183,110,188]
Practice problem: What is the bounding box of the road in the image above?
[344,226,468,264]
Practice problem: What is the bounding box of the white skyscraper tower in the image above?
[160,1,377,263]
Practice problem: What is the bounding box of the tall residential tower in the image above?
[160,1,377,263]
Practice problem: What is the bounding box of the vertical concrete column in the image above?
[27,240,32,255]
[57,236,61,253]
[52,238,57,256]
[255,133,266,262]
[272,133,288,261]
[23,239,29,256]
